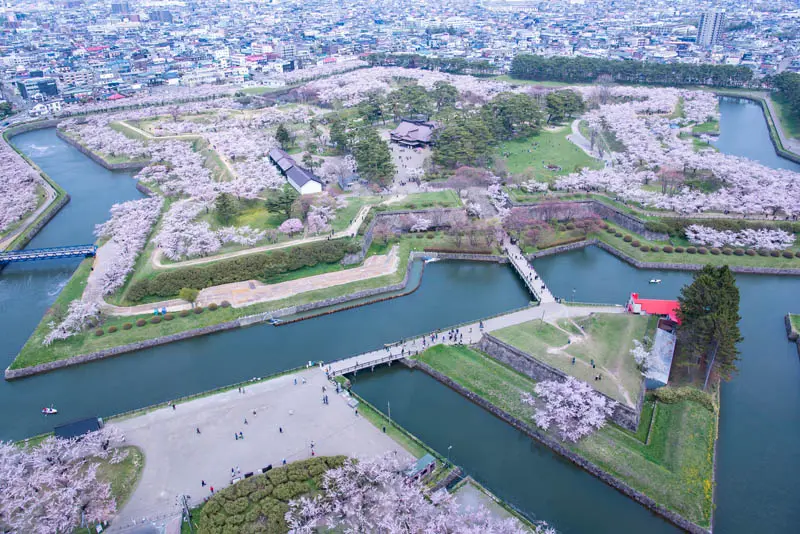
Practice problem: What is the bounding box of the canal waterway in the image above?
[0,98,798,533]
[714,96,800,172]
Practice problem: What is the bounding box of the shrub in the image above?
[221,300,231,308]
[710,248,721,255]
[757,248,769,256]
[674,246,685,253]
[208,302,219,311]
[746,249,756,256]
[123,323,132,330]
[606,227,616,233]
[179,309,190,317]
[600,222,609,229]
[623,235,633,242]
[662,246,673,253]
[565,223,575,230]
[733,249,744,256]
[783,251,795,259]
[107,325,118,333]
[686,247,697,254]
[644,221,671,234]
[652,386,716,413]
[150,316,162,324]
[94,329,104,337]
[164,313,174,321]
[425,233,435,239]
[415,233,424,239]
[615,232,623,238]
[770,250,780,257]
[127,239,359,302]
[631,240,640,247]
[194,306,204,314]
[697,247,707,255]
[136,319,146,327]
[639,245,649,252]
[796,251,800,258]
[722,248,732,255]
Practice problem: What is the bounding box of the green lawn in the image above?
[332,195,381,232]
[493,314,647,406]
[790,314,800,333]
[691,120,720,135]
[670,97,685,119]
[383,190,462,210]
[414,345,535,417]
[771,94,800,139]
[493,75,579,88]
[494,128,603,181]
[418,345,716,528]
[353,394,430,459]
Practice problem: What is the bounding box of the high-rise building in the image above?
[697,11,725,47]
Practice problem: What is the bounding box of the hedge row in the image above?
[620,235,799,260]
[197,456,347,534]
[128,239,359,302]
[91,304,231,335]
[651,386,717,413]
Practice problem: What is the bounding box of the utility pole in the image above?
[388,401,391,421]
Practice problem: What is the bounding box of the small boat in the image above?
[267,317,282,325]
[649,279,662,284]
[41,406,58,415]
[424,257,440,264]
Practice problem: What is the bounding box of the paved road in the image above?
[111,368,410,532]
[327,301,623,376]
[567,118,614,167]
[0,163,57,251]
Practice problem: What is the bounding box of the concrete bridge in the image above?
[502,236,555,304]
[0,244,96,265]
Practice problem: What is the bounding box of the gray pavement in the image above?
[111,368,410,532]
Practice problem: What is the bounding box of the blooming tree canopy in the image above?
[279,218,304,235]
[286,453,553,534]
[0,426,128,534]
[522,377,617,442]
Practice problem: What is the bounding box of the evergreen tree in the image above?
[482,93,543,140]
[276,123,291,148]
[676,265,742,384]
[432,81,459,111]
[352,128,395,186]
[265,184,299,219]
[215,192,236,225]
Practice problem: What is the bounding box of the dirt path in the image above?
[100,245,400,316]
[150,204,371,270]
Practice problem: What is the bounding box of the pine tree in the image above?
[215,192,236,225]
[276,123,291,148]
[676,265,742,384]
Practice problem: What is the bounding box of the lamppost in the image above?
[447,445,453,465]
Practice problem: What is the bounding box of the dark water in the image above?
[714,96,800,172]
[3,97,799,533]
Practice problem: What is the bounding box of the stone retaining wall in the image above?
[405,359,711,534]
[513,200,668,241]
[785,315,800,357]
[6,255,422,379]
[55,129,149,171]
[421,251,506,263]
[476,334,641,431]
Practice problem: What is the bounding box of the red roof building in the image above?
[627,293,680,323]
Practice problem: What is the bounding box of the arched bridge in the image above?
[0,244,97,265]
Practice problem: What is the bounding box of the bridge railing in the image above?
[0,244,97,263]
[330,353,404,377]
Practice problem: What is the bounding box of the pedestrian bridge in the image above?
[0,244,97,265]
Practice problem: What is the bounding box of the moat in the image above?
[1,98,799,533]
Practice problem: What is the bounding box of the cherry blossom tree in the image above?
[684,224,795,250]
[0,426,128,534]
[279,218,304,236]
[522,377,616,442]
[286,453,553,534]
[0,139,43,232]
[43,299,101,346]
[94,197,164,294]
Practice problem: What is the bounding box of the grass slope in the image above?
[418,345,716,528]
[494,129,603,181]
